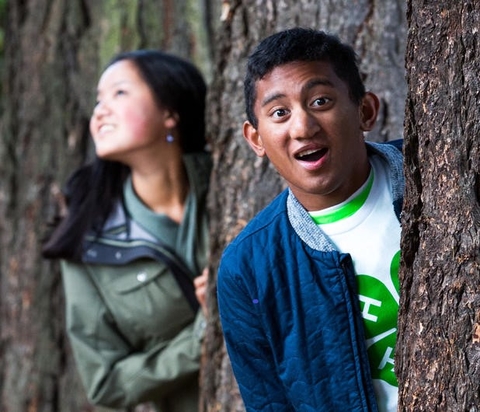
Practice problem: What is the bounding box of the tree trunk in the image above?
[202,1,407,410]
[397,1,480,410]
[0,1,215,411]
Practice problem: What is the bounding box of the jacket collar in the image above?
[287,140,404,252]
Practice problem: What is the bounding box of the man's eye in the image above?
[313,97,330,106]
[272,108,287,118]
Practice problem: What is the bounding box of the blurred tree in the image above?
[0,1,217,411]
[0,0,6,97]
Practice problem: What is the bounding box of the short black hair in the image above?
[244,27,366,128]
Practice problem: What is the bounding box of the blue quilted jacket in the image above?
[217,141,404,412]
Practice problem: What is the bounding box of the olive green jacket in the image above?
[61,153,211,412]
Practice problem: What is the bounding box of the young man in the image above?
[217,27,403,412]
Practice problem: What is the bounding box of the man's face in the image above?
[243,60,378,211]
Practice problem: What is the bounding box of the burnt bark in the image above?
[202,1,407,410]
[397,1,480,410]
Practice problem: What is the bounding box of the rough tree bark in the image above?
[397,1,480,410]
[202,1,407,411]
[0,1,215,411]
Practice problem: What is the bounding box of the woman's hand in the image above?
[194,268,208,317]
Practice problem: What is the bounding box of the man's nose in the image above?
[290,109,320,139]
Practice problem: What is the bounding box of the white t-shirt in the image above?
[310,155,400,412]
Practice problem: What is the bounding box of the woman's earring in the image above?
[166,134,174,143]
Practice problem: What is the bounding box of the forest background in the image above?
[1,1,480,411]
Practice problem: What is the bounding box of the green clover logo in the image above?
[357,250,400,387]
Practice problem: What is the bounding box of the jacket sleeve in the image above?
[60,260,204,408]
[217,254,292,412]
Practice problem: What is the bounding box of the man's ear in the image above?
[360,92,380,132]
[243,121,266,157]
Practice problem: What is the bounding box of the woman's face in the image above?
[90,59,175,165]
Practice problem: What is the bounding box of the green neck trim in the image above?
[310,169,374,225]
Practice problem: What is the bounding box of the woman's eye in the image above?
[115,89,126,97]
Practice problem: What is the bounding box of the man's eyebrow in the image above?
[304,78,335,90]
[260,92,285,108]
[260,78,335,108]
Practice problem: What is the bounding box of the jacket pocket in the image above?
[111,262,169,293]
[91,260,195,348]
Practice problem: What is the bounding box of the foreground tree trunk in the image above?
[0,1,215,411]
[203,1,407,410]
[397,1,480,410]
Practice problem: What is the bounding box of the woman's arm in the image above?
[61,260,203,408]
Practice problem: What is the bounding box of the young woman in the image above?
[43,50,211,412]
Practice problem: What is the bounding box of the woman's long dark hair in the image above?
[42,50,207,261]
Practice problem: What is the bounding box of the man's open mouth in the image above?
[295,147,328,162]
